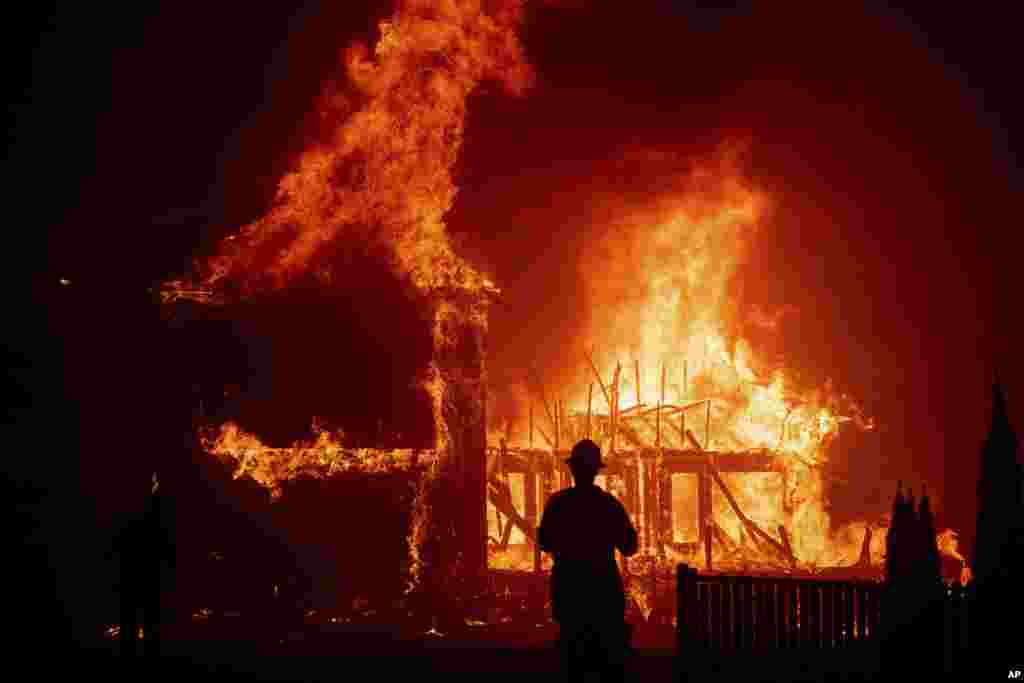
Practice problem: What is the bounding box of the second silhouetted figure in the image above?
[539,439,638,683]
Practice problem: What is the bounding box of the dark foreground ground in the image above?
[50,620,896,682]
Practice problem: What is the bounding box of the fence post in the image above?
[793,582,804,648]
[726,576,738,652]
[844,584,855,647]
[821,582,830,649]
[729,577,740,651]
[786,582,797,649]
[712,579,723,651]
[814,582,824,649]
[807,582,817,648]
[872,584,882,643]
[676,564,690,655]
[756,580,769,651]
[851,585,860,643]
[743,577,755,651]
[768,580,780,650]
[832,582,842,649]
[809,582,819,649]
[694,576,705,649]
[838,583,846,649]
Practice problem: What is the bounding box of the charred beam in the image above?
[535,425,555,450]
[584,350,614,414]
[685,429,795,567]
[487,479,537,544]
[611,363,622,454]
[586,383,593,438]
[709,468,794,566]
[778,525,796,565]
[855,526,873,568]
[535,374,557,438]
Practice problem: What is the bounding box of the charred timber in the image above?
[428,295,489,580]
[683,429,796,567]
[855,527,873,568]
[584,350,615,414]
[487,478,537,544]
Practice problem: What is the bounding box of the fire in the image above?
[937,528,972,584]
[175,0,532,300]
[202,417,441,591]
[487,149,882,575]
[103,625,144,640]
[936,528,964,562]
[202,419,429,500]
[163,1,533,592]
[155,0,965,603]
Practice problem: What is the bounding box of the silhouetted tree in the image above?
[885,481,913,584]
[883,480,947,676]
[883,481,910,674]
[906,485,919,571]
[971,380,1023,663]
[912,485,944,676]
[973,382,1021,582]
[918,486,943,592]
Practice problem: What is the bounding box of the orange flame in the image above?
[178,0,532,299]
[202,420,430,500]
[577,151,872,567]
[937,528,965,562]
[162,0,959,590]
[489,149,881,573]
[167,1,534,593]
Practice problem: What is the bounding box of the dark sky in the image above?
[8,0,1022,641]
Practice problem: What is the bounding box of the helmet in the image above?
[565,439,606,469]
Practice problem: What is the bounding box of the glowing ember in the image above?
[937,528,965,563]
[103,625,144,640]
[424,616,446,638]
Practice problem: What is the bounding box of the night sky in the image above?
[9,0,1022,648]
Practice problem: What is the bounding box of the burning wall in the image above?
[166,0,533,591]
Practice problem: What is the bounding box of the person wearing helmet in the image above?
[539,439,638,682]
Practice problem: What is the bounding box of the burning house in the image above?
[150,0,972,626]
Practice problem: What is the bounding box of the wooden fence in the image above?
[675,565,972,674]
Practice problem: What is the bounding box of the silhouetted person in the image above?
[539,440,638,683]
[115,473,175,657]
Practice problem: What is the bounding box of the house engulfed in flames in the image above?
[157,0,966,608]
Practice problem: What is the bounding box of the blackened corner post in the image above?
[429,284,496,595]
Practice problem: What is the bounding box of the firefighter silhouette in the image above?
[539,440,638,682]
